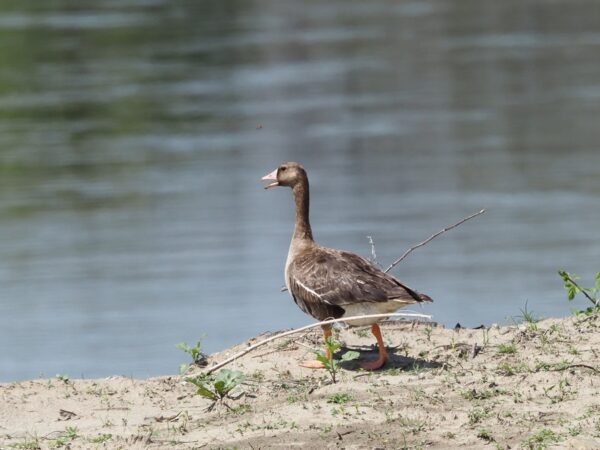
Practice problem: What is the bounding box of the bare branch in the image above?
[366,235,381,268]
[546,363,599,374]
[202,312,432,374]
[384,209,486,274]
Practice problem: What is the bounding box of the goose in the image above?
[262,162,432,370]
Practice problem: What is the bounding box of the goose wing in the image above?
[287,247,429,320]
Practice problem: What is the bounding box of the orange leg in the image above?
[360,323,388,370]
[300,324,332,369]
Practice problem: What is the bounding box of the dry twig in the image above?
[549,363,599,374]
[384,209,486,274]
[203,312,431,374]
[366,235,380,268]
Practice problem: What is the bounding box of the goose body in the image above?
[285,242,430,326]
[263,162,432,369]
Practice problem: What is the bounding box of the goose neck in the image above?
[292,180,313,241]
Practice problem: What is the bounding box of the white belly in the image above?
[342,301,409,327]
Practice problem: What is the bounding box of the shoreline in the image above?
[1,314,599,449]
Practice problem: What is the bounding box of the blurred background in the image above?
[1,0,599,382]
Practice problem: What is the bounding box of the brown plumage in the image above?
[287,247,430,321]
[262,162,432,370]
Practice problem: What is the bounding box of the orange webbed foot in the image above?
[359,355,387,371]
[299,360,326,369]
[360,323,388,370]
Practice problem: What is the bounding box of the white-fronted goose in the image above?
[262,162,432,370]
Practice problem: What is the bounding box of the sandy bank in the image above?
[1,314,599,449]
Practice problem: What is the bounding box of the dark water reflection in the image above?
[1,0,599,381]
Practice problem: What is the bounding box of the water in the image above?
[1,0,599,382]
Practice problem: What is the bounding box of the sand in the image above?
[1,313,599,449]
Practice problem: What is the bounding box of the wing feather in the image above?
[287,246,430,320]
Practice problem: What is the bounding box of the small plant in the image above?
[497,343,517,355]
[521,428,562,449]
[186,369,245,411]
[315,337,359,383]
[177,340,208,374]
[514,301,540,331]
[55,374,70,383]
[10,435,41,450]
[353,328,370,338]
[327,392,353,404]
[286,394,306,404]
[423,326,433,342]
[64,426,78,440]
[481,327,490,346]
[49,426,78,448]
[477,428,495,442]
[229,404,252,415]
[542,378,573,404]
[462,388,507,401]
[559,269,600,314]
[88,434,112,444]
[468,407,491,425]
[397,415,427,433]
[496,361,528,376]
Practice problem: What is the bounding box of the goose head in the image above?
[262,162,307,189]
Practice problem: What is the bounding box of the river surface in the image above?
[1,0,599,381]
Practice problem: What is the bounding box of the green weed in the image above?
[521,428,562,449]
[9,436,41,450]
[186,369,245,411]
[177,340,207,374]
[462,387,507,401]
[542,378,573,404]
[559,269,600,314]
[327,392,353,404]
[516,301,540,331]
[49,426,78,448]
[477,428,495,442]
[468,407,491,425]
[88,434,112,444]
[496,361,528,376]
[315,336,359,383]
[55,374,70,383]
[497,343,517,355]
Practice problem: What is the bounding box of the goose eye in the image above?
[280,166,287,172]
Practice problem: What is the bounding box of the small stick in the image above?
[366,235,380,267]
[548,363,599,374]
[384,209,486,274]
[202,312,432,374]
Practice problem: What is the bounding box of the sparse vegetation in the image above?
[49,426,79,448]
[177,339,207,374]
[542,378,573,403]
[559,269,600,315]
[497,343,517,354]
[477,428,495,442]
[496,361,528,376]
[9,435,41,450]
[314,336,359,383]
[2,311,598,449]
[88,433,112,444]
[468,406,492,425]
[327,392,353,404]
[462,387,507,401]
[55,374,70,383]
[516,301,540,331]
[521,428,562,449]
[186,369,245,411]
